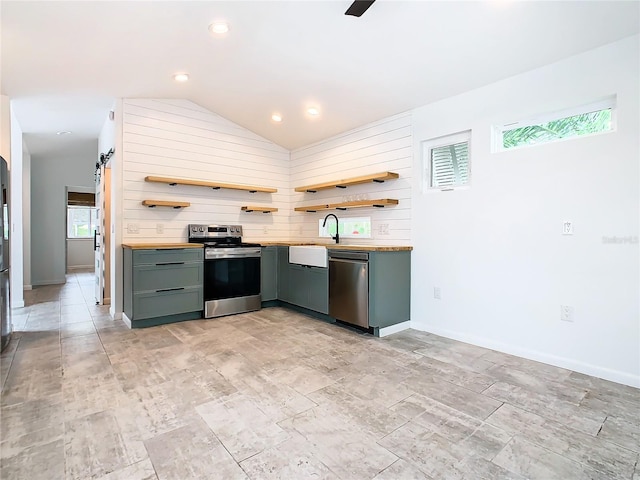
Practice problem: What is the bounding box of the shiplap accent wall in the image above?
[121,99,290,243]
[290,112,412,245]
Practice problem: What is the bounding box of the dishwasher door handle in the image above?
[328,257,368,264]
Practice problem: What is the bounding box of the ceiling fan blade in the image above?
[345,0,376,17]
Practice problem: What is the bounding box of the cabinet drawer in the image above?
[133,263,203,292]
[133,248,203,265]
[132,286,203,320]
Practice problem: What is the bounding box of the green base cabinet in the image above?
[267,246,409,333]
[123,247,204,328]
[287,264,329,314]
[368,251,411,329]
[260,246,278,301]
[276,246,291,303]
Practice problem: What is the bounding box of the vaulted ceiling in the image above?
[2,1,638,156]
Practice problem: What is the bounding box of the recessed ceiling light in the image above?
[271,114,283,123]
[307,107,320,116]
[56,131,72,135]
[173,73,189,82]
[208,22,230,35]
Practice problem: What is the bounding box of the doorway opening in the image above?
[65,188,96,274]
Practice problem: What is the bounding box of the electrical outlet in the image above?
[156,224,164,234]
[434,287,441,300]
[378,223,390,235]
[263,226,269,234]
[562,220,573,235]
[560,305,574,322]
[126,223,139,234]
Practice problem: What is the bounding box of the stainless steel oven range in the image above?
[188,224,261,318]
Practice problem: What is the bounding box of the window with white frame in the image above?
[67,192,97,239]
[494,97,615,151]
[318,216,371,239]
[67,206,98,239]
[423,131,471,191]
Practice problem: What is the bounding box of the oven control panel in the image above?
[188,224,243,240]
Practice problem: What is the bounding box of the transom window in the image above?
[494,97,615,151]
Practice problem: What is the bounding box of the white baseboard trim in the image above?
[23,285,32,291]
[122,313,131,328]
[67,265,94,271]
[31,280,65,286]
[410,322,640,388]
[11,301,25,309]
[378,321,411,337]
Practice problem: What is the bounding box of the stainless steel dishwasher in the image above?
[328,251,369,328]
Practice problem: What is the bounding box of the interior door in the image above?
[94,166,111,305]
[94,166,104,305]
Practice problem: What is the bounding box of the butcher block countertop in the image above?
[259,242,412,251]
[325,245,412,252]
[122,243,203,249]
[121,242,411,251]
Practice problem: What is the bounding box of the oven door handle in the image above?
[156,287,185,293]
[207,254,262,260]
[206,249,262,260]
[155,262,185,266]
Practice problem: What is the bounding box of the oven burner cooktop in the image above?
[188,224,261,249]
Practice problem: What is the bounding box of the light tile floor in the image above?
[1,270,639,479]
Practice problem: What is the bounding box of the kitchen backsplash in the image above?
[121,99,290,243]
[290,112,412,245]
[121,99,412,245]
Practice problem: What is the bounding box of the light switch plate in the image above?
[562,220,573,235]
[561,305,574,322]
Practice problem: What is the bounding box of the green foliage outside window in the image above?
[67,206,98,239]
[502,109,611,149]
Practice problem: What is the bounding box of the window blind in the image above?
[430,141,469,188]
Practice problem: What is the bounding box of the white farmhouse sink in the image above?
[289,245,328,268]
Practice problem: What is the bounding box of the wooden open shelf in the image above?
[145,176,277,193]
[294,172,399,193]
[241,206,278,213]
[142,200,190,209]
[294,198,398,212]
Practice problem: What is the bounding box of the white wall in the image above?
[31,141,97,285]
[110,101,124,318]
[66,239,94,269]
[120,99,290,244]
[0,96,9,161]
[22,143,31,289]
[9,108,24,307]
[411,35,639,387]
[290,113,412,245]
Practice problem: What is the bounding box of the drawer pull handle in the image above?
[155,287,185,293]
[156,262,185,266]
